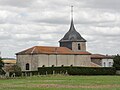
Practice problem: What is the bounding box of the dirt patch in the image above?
[42,80,65,82]
[1,83,120,89]
[29,84,120,89]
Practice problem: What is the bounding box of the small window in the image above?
[26,63,29,70]
[78,44,81,50]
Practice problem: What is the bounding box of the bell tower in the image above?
[59,6,86,51]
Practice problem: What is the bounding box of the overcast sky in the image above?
[0,0,120,58]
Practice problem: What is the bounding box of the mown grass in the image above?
[0,75,120,90]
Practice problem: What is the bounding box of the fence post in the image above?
[46,71,48,75]
[65,70,68,75]
[53,70,55,75]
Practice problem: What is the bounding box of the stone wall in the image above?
[72,42,86,51]
[91,59,102,66]
[17,54,91,71]
[16,55,38,71]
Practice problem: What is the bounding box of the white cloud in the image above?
[0,0,119,58]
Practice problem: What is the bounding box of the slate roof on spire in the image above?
[59,6,86,42]
[59,19,86,42]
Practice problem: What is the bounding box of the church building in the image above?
[16,7,113,71]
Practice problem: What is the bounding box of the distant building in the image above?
[2,58,16,72]
[2,58,16,64]
[91,54,113,67]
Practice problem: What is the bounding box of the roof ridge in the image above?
[31,47,36,54]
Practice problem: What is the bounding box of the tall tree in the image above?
[113,54,120,69]
[0,57,5,75]
[0,57,4,69]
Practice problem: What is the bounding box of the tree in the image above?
[0,57,5,75]
[10,65,22,77]
[0,57,4,69]
[113,54,120,69]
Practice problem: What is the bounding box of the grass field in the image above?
[0,75,120,90]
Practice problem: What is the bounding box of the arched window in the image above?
[26,63,29,70]
[78,44,81,50]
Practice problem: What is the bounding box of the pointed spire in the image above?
[71,6,73,21]
[69,6,76,31]
[59,6,86,42]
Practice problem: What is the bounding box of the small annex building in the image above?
[91,54,113,67]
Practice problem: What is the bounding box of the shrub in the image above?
[9,65,22,77]
[0,69,6,75]
[38,67,116,75]
[113,54,120,70]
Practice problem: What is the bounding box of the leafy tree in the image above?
[113,54,120,69]
[12,65,21,72]
[0,57,4,69]
[0,57,5,75]
[10,65,22,77]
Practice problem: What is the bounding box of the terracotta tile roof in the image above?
[16,46,91,55]
[91,54,113,59]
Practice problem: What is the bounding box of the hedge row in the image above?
[22,71,38,76]
[114,67,120,70]
[9,71,22,77]
[38,67,116,75]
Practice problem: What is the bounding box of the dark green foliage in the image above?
[0,69,6,75]
[0,57,4,69]
[38,66,116,75]
[0,57,5,75]
[113,54,120,70]
[10,65,22,77]
[68,67,116,75]
[22,71,38,76]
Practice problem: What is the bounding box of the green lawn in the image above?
[0,75,120,90]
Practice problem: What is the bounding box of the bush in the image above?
[22,71,38,76]
[0,57,4,69]
[38,67,116,75]
[68,67,116,75]
[9,65,22,77]
[0,69,6,75]
[113,54,120,70]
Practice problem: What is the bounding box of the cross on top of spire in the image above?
[71,6,74,21]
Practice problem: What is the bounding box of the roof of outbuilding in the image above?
[16,46,91,55]
[2,60,16,64]
[91,54,113,59]
[59,19,86,42]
